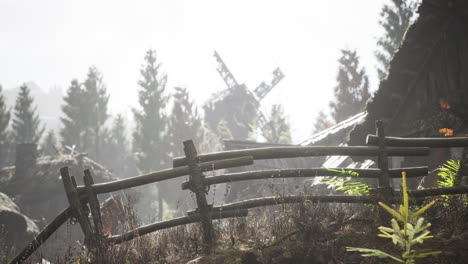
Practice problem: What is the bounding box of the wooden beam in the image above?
[77,156,253,194]
[181,167,429,190]
[107,209,248,244]
[173,146,430,167]
[8,207,72,264]
[183,140,214,251]
[208,195,373,212]
[84,169,103,236]
[192,186,468,215]
[376,120,391,188]
[407,186,468,198]
[60,167,94,244]
[367,135,468,148]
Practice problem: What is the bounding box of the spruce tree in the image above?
[312,110,334,134]
[0,85,11,144]
[261,104,291,144]
[60,68,109,160]
[166,87,206,213]
[60,79,85,151]
[132,50,169,221]
[168,87,204,157]
[82,66,109,162]
[329,49,370,123]
[41,129,59,156]
[12,84,44,144]
[133,50,169,172]
[110,114,129,156]
[376,0,418,79]
[101,114,136,178]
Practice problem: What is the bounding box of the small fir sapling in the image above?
[346,172,441,263]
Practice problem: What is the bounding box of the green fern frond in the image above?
[320,168,372,196]
[436,159,467,206]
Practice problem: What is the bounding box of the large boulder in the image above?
[0,192,39,251]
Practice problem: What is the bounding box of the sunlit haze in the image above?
[0,0,386,142]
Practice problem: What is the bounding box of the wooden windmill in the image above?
[204,51,284,140]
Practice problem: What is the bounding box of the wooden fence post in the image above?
[376,120,391,188]
[83,169,108,263]
[83,169,103,236]
[60,167,95,247]
[375,121,394,222]
[183,139,214,252]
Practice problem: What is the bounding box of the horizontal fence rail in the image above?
[108,209,248,244]
[10,123,468,264]
[173,146,430,167]
[407,185,468,198]
[367,135,468,147]
[76,156,254,194]
[181,167,429,190]
[188,186,468,215]
[205,195,373,212]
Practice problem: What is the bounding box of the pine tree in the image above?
[376,0,418,79]
[329,49,370,123]
[60,68,109,161]
[82,67,109,162]
[166,87,206,213]
[60,79,86,151]
[168,87,204,157]
[133,50,169,172]
[41,129,59,156]
[101,114,136,178]
[0,84,11,144]
[312,110,334,134]
[261,104,292,144]
[12,84,44,144]
[132,50,169,221]
[110,114,130,156]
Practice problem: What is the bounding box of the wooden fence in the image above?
[8,121,468,264]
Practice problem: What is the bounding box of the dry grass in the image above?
[2,194,467,264]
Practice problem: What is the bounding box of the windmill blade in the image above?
[254,67,285,101]
[65,144,76,156]
[256,110,269,130]
[214,51,240,89]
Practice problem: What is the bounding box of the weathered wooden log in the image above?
[209,195,374,212]
[8,207,73,264]
[77,156,253,194]
[60,167,94,242]
[183,140,214,252]
[191,186,468,215]
[83,169,107,264]
[84,169,103,236]
[107,209,248,244]
[376,121,391,188]
[366,135,468,147]
[407,186,468,198]
[173,146,430,167]
[181,167,429,190]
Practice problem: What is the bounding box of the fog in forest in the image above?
[7,1,468,263]
[0,0,392,221]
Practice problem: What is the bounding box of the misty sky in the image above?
[0,0,386,143]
